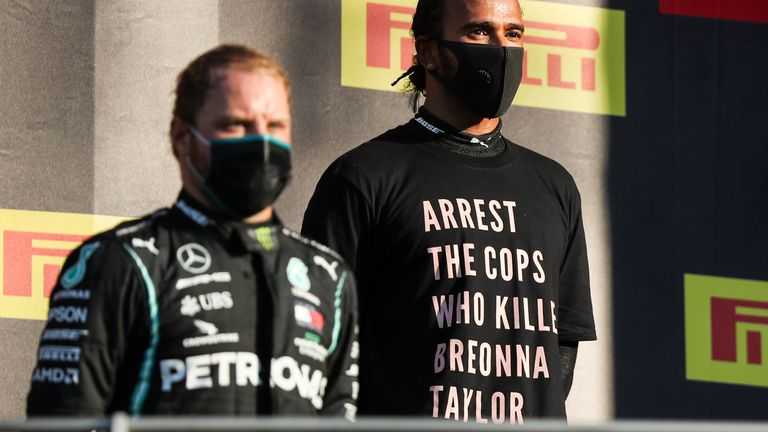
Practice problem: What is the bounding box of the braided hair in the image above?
[391,0,446,112]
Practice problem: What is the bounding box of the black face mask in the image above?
[188,127,292,219]
[431,40,524,119]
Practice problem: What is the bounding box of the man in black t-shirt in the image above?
[302,0,596,424]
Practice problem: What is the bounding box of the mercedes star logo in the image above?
[176,243,211,274]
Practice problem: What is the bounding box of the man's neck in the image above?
[422,88,500,135]
[245,207,273,224]
[181,185,273,224]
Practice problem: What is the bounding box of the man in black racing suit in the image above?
[26,44,358,418]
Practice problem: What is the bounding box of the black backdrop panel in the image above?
[607,0,768,419]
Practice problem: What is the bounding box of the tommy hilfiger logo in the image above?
[295,302,324,334]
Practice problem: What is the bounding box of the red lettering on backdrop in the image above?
[364,9,605,91]
[522,52,542,86]
[367,3,415,70]
[710,297,768,364]
[3,231,85,298]
[660,0,768,24]
[523,21,600,92]
[747,331,763,364]
[547,54,576,89]
[581,58,596,91]
[523,21,601,50]
[401,37,413,70]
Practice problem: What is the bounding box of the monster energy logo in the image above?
[251,227,274,250]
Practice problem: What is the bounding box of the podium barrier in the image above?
[2,415,768,432]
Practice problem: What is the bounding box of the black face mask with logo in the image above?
[431,40,524,119]
[188,127,292,220]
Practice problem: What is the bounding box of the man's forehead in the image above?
[210,66,279,87]
[208,69,287,99]
[202,71,288,115]
[444,0,523,24]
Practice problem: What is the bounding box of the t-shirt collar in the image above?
[413,108,505,157]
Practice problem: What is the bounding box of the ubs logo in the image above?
[176,243,212,274]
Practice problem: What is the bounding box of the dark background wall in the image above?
[606,0,768,419]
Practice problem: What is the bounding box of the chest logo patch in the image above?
[313,255,339,281]
[183,319,240,348]
[193,319,219,335]
[180,292,234,317]
[176,243,211,274]
[132,237,159,255]
[287,257,311,291]
[294,302,324,333]
[60,242,101,289]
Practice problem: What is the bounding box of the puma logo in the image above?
[313,256,339,281]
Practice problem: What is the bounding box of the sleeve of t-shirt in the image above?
[557,183,597,343]
[302,160,374,271]
[26,237,148,416]
[319,267,359,419]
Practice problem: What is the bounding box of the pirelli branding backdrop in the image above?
[341,0,626,116]
[0,210,127,321]
[685,274,768,388]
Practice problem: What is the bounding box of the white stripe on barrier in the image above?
[3,415,768,432]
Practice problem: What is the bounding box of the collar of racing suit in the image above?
[413,107,506,158]
[173,189,283,254]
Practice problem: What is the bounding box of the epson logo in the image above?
[159,353,327,408]
[47,306,88,324]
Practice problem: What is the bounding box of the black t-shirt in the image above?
[302,110,596,423]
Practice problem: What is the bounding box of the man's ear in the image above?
[415,36,440,71]
[170,117,189,160]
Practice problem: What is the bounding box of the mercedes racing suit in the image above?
[27,192,358,417]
